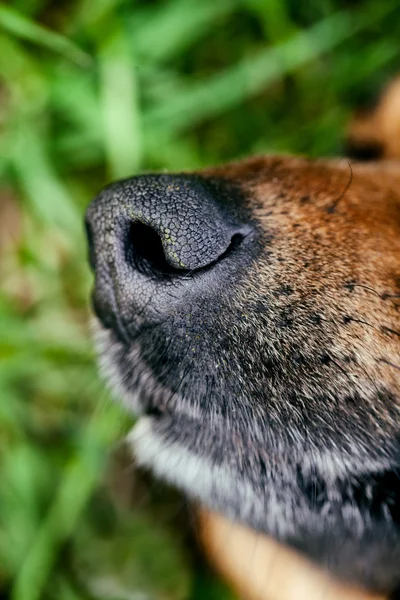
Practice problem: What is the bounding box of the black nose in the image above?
[85,174,252,337]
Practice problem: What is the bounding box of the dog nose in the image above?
[85,174,252,335]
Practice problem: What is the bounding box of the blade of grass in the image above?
[144,2,399,135]
[130,0,237,63]
[46,61,104,169]
[11,126,81,235]
[12,402,126,600]
[12,0,45,18]
[243,0,298,42]
[0,33,47,168]
[145,135,205,170]
[97,23,142,179]
[0,5,91,66]
[50,63,102,149]
[72,0,122,32]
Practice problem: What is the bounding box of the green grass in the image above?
[0,1,399,598]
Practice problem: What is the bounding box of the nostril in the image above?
[127,221,184,277]
[86,175,255,337]
[126,221,248,279]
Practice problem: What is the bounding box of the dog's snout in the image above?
[85,174,252,335]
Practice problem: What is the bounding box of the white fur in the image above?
[128,417,287,534]
[92,319,143,413]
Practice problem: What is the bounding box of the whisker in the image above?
[347,282,400,302]
[344,316,375,328]
[326,162,353,214]
[164,362,194,409]
[381,293,400,300]
[343,316,400,338]
[377,358,400,371]
[381,326,400,338]
[347,282,381,297]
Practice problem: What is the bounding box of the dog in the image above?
[85,77,400,600]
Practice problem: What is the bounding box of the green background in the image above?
[0,0,399,598]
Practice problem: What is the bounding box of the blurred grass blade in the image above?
[244,0,297,42]
[0,5,91,66]
[11,127,81,234]
[12,404,125,600]
[74,0,122,30]
[50,63,103,165]
[98,24,142,179]
[131,0,237,63]
[144,4,398,134]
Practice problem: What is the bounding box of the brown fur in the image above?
[193,158,400,600]
[196,80,400,600]
[206,155,400,405]
[88,77,400,600]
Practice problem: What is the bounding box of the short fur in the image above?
[87,80,400,598]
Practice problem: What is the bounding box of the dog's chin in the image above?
[91,318,262,525]
[92,318,400,592]
[128,415,264,526]
[128,413,400,594]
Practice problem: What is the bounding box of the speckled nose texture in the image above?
[85,173,253,336]
[87,174,250,270]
